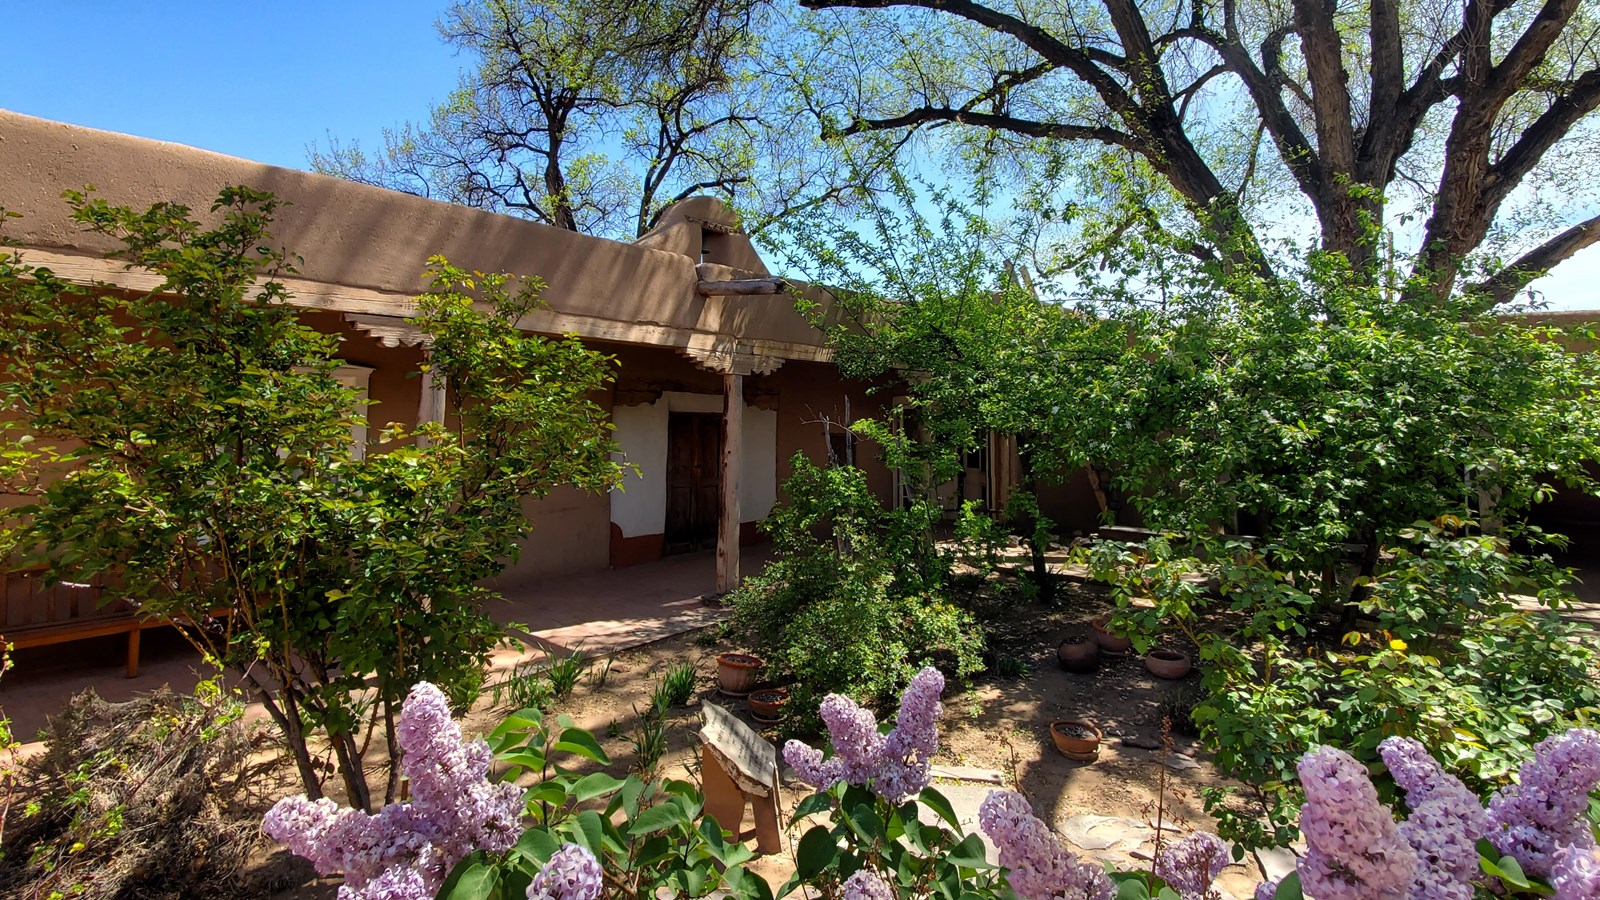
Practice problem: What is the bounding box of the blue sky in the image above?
[2,2,1597,310]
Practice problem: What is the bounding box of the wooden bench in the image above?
[1,568,169,678]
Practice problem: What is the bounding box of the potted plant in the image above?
[1050,719,1103,762]
[748,687,790,723]
[715,652,764,696]
[1144,647,1192,679]
[1090,615,1132,656]
[1056,635,1100,673]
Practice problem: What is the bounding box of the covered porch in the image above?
[0,546,769,739]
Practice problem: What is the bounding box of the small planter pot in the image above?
[748,688,790,724]
[1056,636,1100,674]
[1144,647,1192,680]
[1050,719,1103,762]
[716,652,765,697]
[1090,615,1132,656]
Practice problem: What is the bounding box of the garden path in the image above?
[0,546,769,740]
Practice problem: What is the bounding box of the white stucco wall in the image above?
[609,391,777,538]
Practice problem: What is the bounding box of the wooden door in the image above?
[665,412,722,553]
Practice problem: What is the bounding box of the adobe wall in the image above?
[771,361,896,503]
[0,110,844,353]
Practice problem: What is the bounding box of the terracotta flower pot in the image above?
[1050,719,1103,762]
[1090,615,1132,656]
[748,687,790,723]
[1056,636,1100,673]
[716,652,764,697]
[1145,647,1192,680]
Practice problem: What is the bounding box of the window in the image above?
[329,363,374,459]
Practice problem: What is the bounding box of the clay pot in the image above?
[1145,647,1192,680]
[716,652,765,697]
[1090,615,1132,656]
[1050,719,1103,762]
[748,687,790,723]
[1056,636,1100,673]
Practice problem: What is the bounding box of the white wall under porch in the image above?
[609,391,777,542]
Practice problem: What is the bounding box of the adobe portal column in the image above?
[717,371,744,593]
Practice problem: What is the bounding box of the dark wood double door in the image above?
[665,412,722,554]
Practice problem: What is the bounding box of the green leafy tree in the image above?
[792,0,1600,303]
[0,188,626,809]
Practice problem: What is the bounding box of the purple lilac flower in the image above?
[1296,746,1418,900]
[1487,728,1600,879]
[841,869,897,900]
[1551,846,1600,900]
[820,694,889,783]
[1378,736,1486,900]
[978,790,1115,900]
[526,844,604,900]
[264,682,528,897]
[1254,881,1279,900]
[782,666,945,803]
[1155,831,1229,900]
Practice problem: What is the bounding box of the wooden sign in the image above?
[699,702,782,853]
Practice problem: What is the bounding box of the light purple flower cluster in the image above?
[1155,831,1229,900]
[977,790,1115,900]
[782,666,945,803]
[1254,881,1279,900]
[1296,746,1418,900]
[264,682,531,900]
[1487,728,1600,879]
[1378,736,1486,900]
[841,868,897,900]
[526,844,605,900]
[1551,846,1600,900]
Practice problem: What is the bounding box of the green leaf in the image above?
[791,791,834,824]
[796,824,838,879]
[554,727,610,764]
[628,801,688,835]
[570,809,607,854]
[1274,872,1304,900]
[919,787,962,832]
[513,827,562,865]
[437,853,498,900]
[944,833,993,869]
[570,771,625,802]
[1116,878,1151,900]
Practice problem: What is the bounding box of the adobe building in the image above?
[0,110,907,598]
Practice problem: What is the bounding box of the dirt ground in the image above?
[252,573,1270,898]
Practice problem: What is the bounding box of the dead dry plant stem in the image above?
[1150,715,1174,883]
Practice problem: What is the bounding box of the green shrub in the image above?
[656,662,697,708]
[730,456,982,733]
[545,648,589,700]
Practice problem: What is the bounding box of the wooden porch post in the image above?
[718,372,744,593]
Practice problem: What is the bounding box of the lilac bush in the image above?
[1378,736,1487,900]
[1551,846,1600,899]
[783,666,944,803]
[264,682,596,900]
[1487,728,1600,879]
[1155,831,1229,900]
[977,790,1115,900]
[526,844,605,900]
[1295,746,1418,900]
[841,869,897,900]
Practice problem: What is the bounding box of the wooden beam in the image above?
[696,278,788,297]
[717,372,744,593]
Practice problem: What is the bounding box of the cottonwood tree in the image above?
[795,0,1600,304]
[314,0,880,239]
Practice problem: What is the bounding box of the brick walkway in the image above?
[0,547,767,739]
